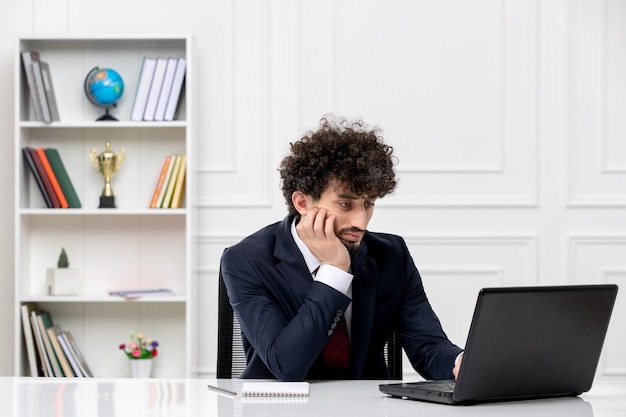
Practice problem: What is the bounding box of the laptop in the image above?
[379,284,618,405]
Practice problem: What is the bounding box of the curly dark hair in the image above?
[280,116,398,217]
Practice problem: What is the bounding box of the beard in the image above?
[337,227,365,256]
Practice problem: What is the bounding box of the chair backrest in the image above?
[216,269,403,379]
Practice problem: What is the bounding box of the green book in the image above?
[44,148,81,208]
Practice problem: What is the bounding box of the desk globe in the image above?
[84,67,124,121]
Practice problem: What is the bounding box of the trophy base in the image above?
[99,196,116,208]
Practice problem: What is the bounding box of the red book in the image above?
[37,148,69,208]
[28,147,60,208]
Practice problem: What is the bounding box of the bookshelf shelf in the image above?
[19,209,188,216]
[14,35,193,379]
[19,121,188,128]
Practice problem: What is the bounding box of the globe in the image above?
[84,67,124,121]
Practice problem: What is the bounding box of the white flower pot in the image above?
[129,359,153,378]
[46,268,80,295]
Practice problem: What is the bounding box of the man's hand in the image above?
[296,207,351,272]
[453,354,463,380]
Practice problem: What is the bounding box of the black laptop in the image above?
[379,284,618,405]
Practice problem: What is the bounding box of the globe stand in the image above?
[96,107,118,122]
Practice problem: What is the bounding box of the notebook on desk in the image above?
[379,284,618,405]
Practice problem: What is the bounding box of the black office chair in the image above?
[216,269,403,379]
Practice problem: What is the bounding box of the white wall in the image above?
[1,0,625,379]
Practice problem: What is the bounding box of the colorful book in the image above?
[170,155,186,208]
[161,155,182,208]
[23,147,52,208]
[20,51,44,121]
[143,57,168,121]
[63,330,94,377]
[30,53,52,122]
[36,311,64,377]
[47,325,76,377]
[30,311,51,377]
[154,57,178,121]
[163,58,186,121]
[28,147,60,208]
[149,155,172,208]
[20,303,41,377]
[37,148,68,208]
[57,332,84,377]
[156,154,177,208]
[107,288,176,299]
[44,148,81,208]
[130,57,157,121]
[39,61,60,121]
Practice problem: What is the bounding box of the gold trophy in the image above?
[89,141,126,208]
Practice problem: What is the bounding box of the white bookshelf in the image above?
[13,35,193,378]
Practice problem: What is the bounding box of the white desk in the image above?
[1,377,625,416]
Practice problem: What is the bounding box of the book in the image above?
[63,330,94,377]
[163,58,186,121]
[23,147,52,208]
[130,57,157,121]
[154,57,178,121]
[161,155,182,208]
[47,325,76,377]
[28,147,60,208]
[44,148,82,208]
[57,332,84,377]
[30,53,52,122]
[143,57,168,121]
[20,303,41,377]
[241,381,310,397]
[170,155,186,209]
[36,148,68,208]
[39,61,60,121]
[149,155,172,208]
[36,311,64,377]
[107,288,176,299]
[156,154,177,208]
[30,311,51,377]
[20,51,44,121]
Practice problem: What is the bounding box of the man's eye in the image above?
[339,202,351,208]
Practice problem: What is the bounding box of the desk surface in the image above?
[1,377,625,416]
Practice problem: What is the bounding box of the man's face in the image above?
[312,180,376,253]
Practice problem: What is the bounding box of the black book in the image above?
[23,147,52,208]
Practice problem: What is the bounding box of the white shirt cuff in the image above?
[314,263,353,297]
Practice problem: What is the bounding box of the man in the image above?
[220,116,463,381]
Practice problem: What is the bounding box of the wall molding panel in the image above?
[568,0,626,207]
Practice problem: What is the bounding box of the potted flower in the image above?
[46,248,80,295]
[119,331,159,378]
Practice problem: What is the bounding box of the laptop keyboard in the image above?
[406,381,456,392]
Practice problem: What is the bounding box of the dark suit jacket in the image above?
[220,216,462,381]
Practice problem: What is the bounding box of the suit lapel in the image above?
[274,216,313,308]
[350,240,377,377]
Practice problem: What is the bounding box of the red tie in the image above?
[322,313,351,373]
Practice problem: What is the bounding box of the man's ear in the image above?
[292,191,311,216]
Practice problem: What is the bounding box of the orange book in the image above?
[37,148,68,208]
[149,155,172,208]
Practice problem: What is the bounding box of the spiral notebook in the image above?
[241,381,310,397]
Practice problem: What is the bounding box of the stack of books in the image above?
[21,50,60,123]
[22,147,81,209]
[20,303,94,377]
[130,56,186,121]
[149,154,186,208]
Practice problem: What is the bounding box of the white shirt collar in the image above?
[290,218,320,274]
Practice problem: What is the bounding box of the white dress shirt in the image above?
[291,220,354,341]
